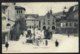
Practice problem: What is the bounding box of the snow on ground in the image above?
[2,30,79,53]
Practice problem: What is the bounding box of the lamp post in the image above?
[63,6,68,35]
[33,20,35,42]
[6,23,11,42]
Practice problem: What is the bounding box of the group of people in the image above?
[5,27,59,51]
[25,27,53,46]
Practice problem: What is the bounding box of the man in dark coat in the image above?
[55,40,59,47]
[26,30,32,38]
[45,27,51,39]
[5,42,9,51]
[44,27,51,46]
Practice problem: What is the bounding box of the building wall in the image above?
[2,3,16,43]
[2,6,8,31]
[15,9,25,20]
[57,11,78,34]
[39,11,56,33]
[25,16,39,29]
[2,3,26,43]
[2,3,15,33]
[6,3,15,27]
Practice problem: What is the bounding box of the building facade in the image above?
[39,10,56,33]
[2,3,16,44]
[25,14,39,29]
[56,5,79,35]
[15,6,26,20]
[25,5,79,35]
[2,3,26,43]
[10,5,26,40]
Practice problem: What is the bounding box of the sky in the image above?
[16,2,78,16]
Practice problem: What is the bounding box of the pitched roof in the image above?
[15,6,26,10]
[66,5,78,20]
[1,5,8,9]
[25,14,39,18]
[53,12,63,16]
[66,4,78,17]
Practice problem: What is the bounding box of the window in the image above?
[52,26,55,30]
[53,18,54,21]
[37,26,38,28]
[47,12,50,19]
[39,21,41,27]
[21,10,22,13]
[43,20,45,25]
[57,23,60,27]
[48,27,50,29]
[74,14,78,18]
[52,22,54,24]
[43,22,45,25]
[69,22,72,27]
[2,17,6,20]
[43,26,46,30]
[66,23,68,26]
[17,10,18,14]
[61,23,66,27]
[74,23,78,27]
[3,9,5,14]
[19,10,20,14]
[48,20,50,25]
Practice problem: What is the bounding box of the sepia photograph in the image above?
[2,2,79,53]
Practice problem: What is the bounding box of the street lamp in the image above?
[33,20,36,43]
[6,23,11,42]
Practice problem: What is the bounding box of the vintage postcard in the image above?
[2,2,79,53]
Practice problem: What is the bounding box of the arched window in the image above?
[43,26,46,30]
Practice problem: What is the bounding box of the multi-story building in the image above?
[56,5,78,35]
[54,12,64,33]
[10,5,26,40]
[25,4,78,35]
[2,3,16,44]
[25,14,39,29]
[39,10,56,33]
[15,6,26,20]
[2,3,26,43]
[65,5,78,34]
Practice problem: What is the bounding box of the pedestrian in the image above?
[36,38,39,46]
[5,42,9,51]
[45,39,48,46]
[67,31,70,37]
[68,33,70,37]
[45,27,51,39]
[55,40,59,47]
[44,27,50,46]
